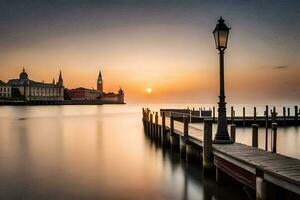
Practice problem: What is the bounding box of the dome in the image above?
[19,68,28,79]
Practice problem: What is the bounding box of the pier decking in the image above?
[143,108,300,199]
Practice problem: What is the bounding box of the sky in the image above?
[0,0,299,104]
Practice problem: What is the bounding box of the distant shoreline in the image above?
[0,100,126,106]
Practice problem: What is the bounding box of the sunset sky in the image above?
[0,0,299,103]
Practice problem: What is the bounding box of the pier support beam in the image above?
[180,116,188,157]
[265,105,269,151]
[283,107,286,127]
[243,107,246,127]
[213,107,215,122]
[150,113,153,138]
[155,112,159,140]
[271,123,277,153]
[231,106,234,124]
[256,176,268,200]
[230,124,236,143]
[252,124,258,148]
[161,112,169,146]
[254,107,257,123]
[295,106,298,126]
[203,119,214,176]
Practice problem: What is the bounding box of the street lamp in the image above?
[213,17,233,144]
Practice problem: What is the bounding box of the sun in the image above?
[146,87,152,94]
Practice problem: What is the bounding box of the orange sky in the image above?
[0,1,299,103]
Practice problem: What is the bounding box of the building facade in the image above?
[101,88,124,103]
[69,69,124,103]
[69,87,98,100]
[0,81,12,99]
[7,68,64,101]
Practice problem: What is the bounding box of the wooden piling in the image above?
[213,107,215,122]
[243,107,246,127]
[230,124,236,143]
[295,106,298,126]
[272,123,277,153]
[170,115,174,136]
[265,105,269,151]
[203,119,213,175]
[155,112,159,140]
[231,106,234,124]
[254,107,257,123]
[183,116,188,143]
[283,107,286,126]
[162,112,166,143]
[252,124,258,148]
[256,171,268,200]
[150,113,153,138]
[180,116,189,157]
[288,107,290,117]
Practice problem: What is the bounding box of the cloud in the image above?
[273,65,288,69]
[259,65,289,70]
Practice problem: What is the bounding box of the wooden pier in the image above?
[160,105,300,127]
[142,108,300,200]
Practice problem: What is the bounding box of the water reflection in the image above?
[144,132,253,200]
[0,105,256,199]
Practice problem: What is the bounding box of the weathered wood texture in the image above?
[154,114,300,195]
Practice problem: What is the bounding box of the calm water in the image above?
[0,104,299,199]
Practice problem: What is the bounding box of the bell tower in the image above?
[97,70,103,93]
[57,70,64,87]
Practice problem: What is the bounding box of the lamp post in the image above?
[213,17,233,144]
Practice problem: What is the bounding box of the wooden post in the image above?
[254,107,257,123]
[230,124,236,143]
[288,107,290,117]
[272,123,277,153]
[283,107,286,126]
[162,112,166,144]
[150,113,153,138]
[184,116,188,143]
[180,116,189,157]
[252,124,258,148]
[146,109,150,135]
[271,109,277,123]
[155,112,159,140]
[213,107,215,122]
[295,106,298,126]
[256,171,268,200]
[265,105,269,151]
[231,106,234,124]
[243,107,246,127]
[203,119,213,175]
[170,115,174,136]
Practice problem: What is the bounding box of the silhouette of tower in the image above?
[97,70,103,93]
[57,70,64,87]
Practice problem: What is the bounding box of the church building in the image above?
[7,68,64,101]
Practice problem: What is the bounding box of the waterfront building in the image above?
[7,68,64,101]
[69,69,125,103]
[0,81,12,99]
[101,88,124,103]
[69,87,98,100]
